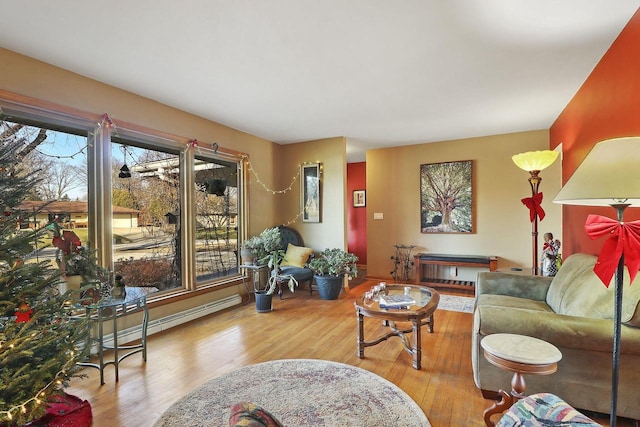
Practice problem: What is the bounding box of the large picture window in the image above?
[193,156,239,284]
[1,96,245,297]
[111,141,182,291]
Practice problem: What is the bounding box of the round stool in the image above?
[481,333,562,427]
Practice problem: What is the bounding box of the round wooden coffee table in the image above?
[481,333,562,426]
[354,284,439,370]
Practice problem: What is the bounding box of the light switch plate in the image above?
[374,212,383,220]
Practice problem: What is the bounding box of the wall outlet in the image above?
[374,212,384,220]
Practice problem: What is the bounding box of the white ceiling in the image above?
[1,1,639,162]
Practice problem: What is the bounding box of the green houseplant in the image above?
[240,227,282,265]
[307,248,358,300]
[260,249,298,294]
[242,228,284,311]
[52,227,102,295]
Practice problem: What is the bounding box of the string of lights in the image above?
[242,155,318,226]
[243,154,300,195]
[0,299,83,423]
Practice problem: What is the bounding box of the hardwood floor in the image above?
[66,282,629,427]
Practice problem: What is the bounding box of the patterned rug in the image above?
[154,359,430,427]
[437,294,475,313]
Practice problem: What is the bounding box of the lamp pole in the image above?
[512,149,558,277]
[527,170,542,276]
[608,203,628,427]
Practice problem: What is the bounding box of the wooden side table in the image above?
[481,333,562,427]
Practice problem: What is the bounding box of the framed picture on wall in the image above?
[420,160,473,233]
[353,190,366,207]
[301,163,321,223]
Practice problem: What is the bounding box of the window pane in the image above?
[112,141,182,291]
[2,119,89,271]
[194,156,239,284]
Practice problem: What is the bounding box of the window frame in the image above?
[0,90,248,299]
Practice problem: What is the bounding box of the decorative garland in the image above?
[243,155,315,226]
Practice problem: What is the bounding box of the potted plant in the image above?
[262,249,299,292]
[307,248,358,300]
[240,234,263,265]
[240,227,282,265]
[52,227,100,295]
[204,178,227,196]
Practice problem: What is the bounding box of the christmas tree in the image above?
[0,131,89,425]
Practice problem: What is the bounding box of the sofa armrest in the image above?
[476,272,552,301]
[477,305,640,354]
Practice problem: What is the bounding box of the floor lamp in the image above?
[554,137,640,427]
[512,150,559,275]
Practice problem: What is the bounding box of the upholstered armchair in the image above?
[275,226,314,297]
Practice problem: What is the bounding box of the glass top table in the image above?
[354,284,440,370]
[78,286,156,384]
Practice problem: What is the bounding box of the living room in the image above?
[2,3,640,426]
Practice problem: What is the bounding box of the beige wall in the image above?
[0,48,282,322]
[0,47,278,237]
[277,137,348,251]
[365,130,562,280]
[0,47,350,325]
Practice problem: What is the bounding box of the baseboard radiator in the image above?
[101,294,242,348]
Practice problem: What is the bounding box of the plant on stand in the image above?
[308,248,358,300]
[240,227,282,265]
[261,249,298,295]
[51,225,103,299]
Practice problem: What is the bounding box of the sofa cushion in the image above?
[280,243,313,268]
[546,253,640,326]
[478,294,554,312]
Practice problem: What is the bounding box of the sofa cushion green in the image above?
[546,253,640,327]
[478,294,553,313]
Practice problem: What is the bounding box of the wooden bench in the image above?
[413,253,497,291]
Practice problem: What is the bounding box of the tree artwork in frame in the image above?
[301,163,321,223]
[420,160,473,233]
[353,190,366,207]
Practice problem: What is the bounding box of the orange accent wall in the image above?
[347,162,367,264]
[550,7,640,257]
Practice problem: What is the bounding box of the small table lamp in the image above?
[512,150,559,275]
[554,136,640,427]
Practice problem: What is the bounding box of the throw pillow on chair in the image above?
[280,243,313,268]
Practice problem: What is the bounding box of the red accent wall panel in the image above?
[347,162,367,264]
[550,7,640,256]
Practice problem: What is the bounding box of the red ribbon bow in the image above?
[521,192,545,222]
[584,214,640,286]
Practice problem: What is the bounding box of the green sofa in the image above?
[472,253,640,420]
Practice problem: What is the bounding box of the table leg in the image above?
[113,310,119,382]
[483,371,527,426]
[483,390,513,427]
[510,371,526,399]
[356,310,365,358]
[412,318,422,370]
[141,301,149,362]
[97,308,105,385]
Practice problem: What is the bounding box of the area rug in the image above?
[154,359,430,427]
[437,294,475,313]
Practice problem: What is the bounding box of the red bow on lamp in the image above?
[521,192,546,222]
[585,214,640,286]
